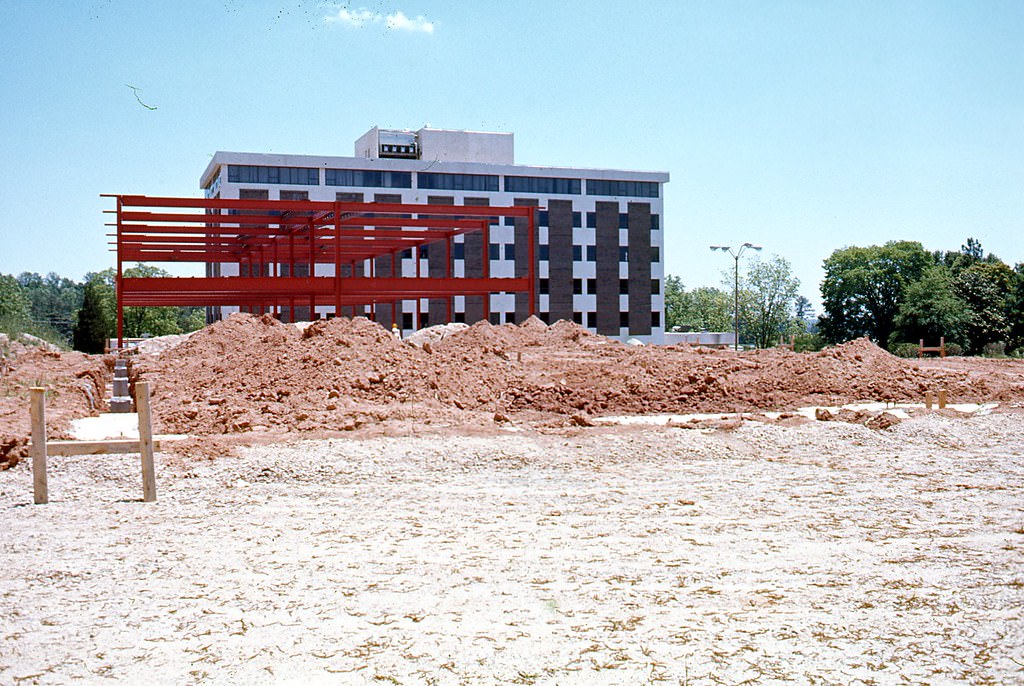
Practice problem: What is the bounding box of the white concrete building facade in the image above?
[200,127,669,342]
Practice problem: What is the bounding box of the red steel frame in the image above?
[106,195,537,347]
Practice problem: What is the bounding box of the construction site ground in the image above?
[1,314,1023,683]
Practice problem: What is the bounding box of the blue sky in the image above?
[2,0,1022,310]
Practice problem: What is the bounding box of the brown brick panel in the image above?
[371,194,404,327]
[546,199,574,323]
[627,202,652,336]
[513,198,539,323]
[427,196,454,324]
[462,198,489,324]
[594,201,620,335]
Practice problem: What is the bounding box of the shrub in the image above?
[890,342,920,359]
[982,342,1007,358]
[793,333,825,352]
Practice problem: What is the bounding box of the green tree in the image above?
[663,275,686,329]
[0,274,32,330]
[17,271,84,343]
[953,261,1014,354]
[818,241,932,347]
[736,255,801,348]
[890,266,971,349]
[72,277,114,353]
[682,286,733,332]
[1008,263,1024,354]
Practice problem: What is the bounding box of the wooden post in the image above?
[136,381,157,502]
[30,387,48,504]
[925,390,934,410]
[938,389,948,409]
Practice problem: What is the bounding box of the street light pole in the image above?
[709,243,762,350]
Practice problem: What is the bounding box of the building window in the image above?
[651,214,660,231]
[651,247,660,262]
[402,313,414,330]
[279,190,308,201]
[586,212,596,228]
[503,176,582,195]
[489,313,502,325]
[587,278,597,294]
[652,311,661,328]
[489,243,501,260]
[418,172,499,192]
[619,246,629,262]
[573,279,583,295]
[228,165,319,185]
[572,312,583,325]
[586,179,659,198]
[619,279,629,295]
[400,248,413,260]
[505,243,516,261]
[454,312,466,323]
[539,279,549,295]
[539,244,549,261]
[572,245,583,261]
[620,312,630,328]
[539,312,550,324]
[453,243,465,260]
[651,279,660,295]
[573,212,582,228]
[619,213,630,229]
[537,210,549,226]
[586,245,596,262]
[325,169,412,188]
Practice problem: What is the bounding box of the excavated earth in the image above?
[127,313,1024,438]
[3,313,1024,461]
[0,344,108,469]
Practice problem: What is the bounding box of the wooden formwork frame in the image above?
[29,382,158,504]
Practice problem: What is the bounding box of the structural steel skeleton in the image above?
[107,195,537,346]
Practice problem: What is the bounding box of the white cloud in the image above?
[325,6,436,34]
[385,10,435,34]
[325,8,378,28]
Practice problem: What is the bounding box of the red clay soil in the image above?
[3,314,1022,461]
[0,346,109,469]
[126,313,1024,437]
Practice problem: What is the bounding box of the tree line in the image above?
[665,254,817,349]
[666,238,1024,356]
[819,238,1023,356]
[0,266,205,353]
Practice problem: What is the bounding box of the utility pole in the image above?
[709,243,762,350]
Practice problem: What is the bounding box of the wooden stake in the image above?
[30,387,48,504]
[938,389,948,409]
[136,381,157,502]
[925,390,934,410]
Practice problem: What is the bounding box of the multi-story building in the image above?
[200,126,669,342]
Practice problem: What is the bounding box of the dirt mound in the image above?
[0,347,109,463]
[117,316,1024,437]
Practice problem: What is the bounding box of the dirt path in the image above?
[1,414,1022,684]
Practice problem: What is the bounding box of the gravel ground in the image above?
[1,414,1023,685]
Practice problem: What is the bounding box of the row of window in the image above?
[325,169,412,188]
[226,166,660,197]
[398,244,661,264]
[508,212,661,230]
[538,279,661,296]
[228,165,319,185]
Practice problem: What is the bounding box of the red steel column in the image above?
[116,196,124,349]
[527,207,536,317]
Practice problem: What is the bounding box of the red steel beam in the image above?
[112,195,537,333]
